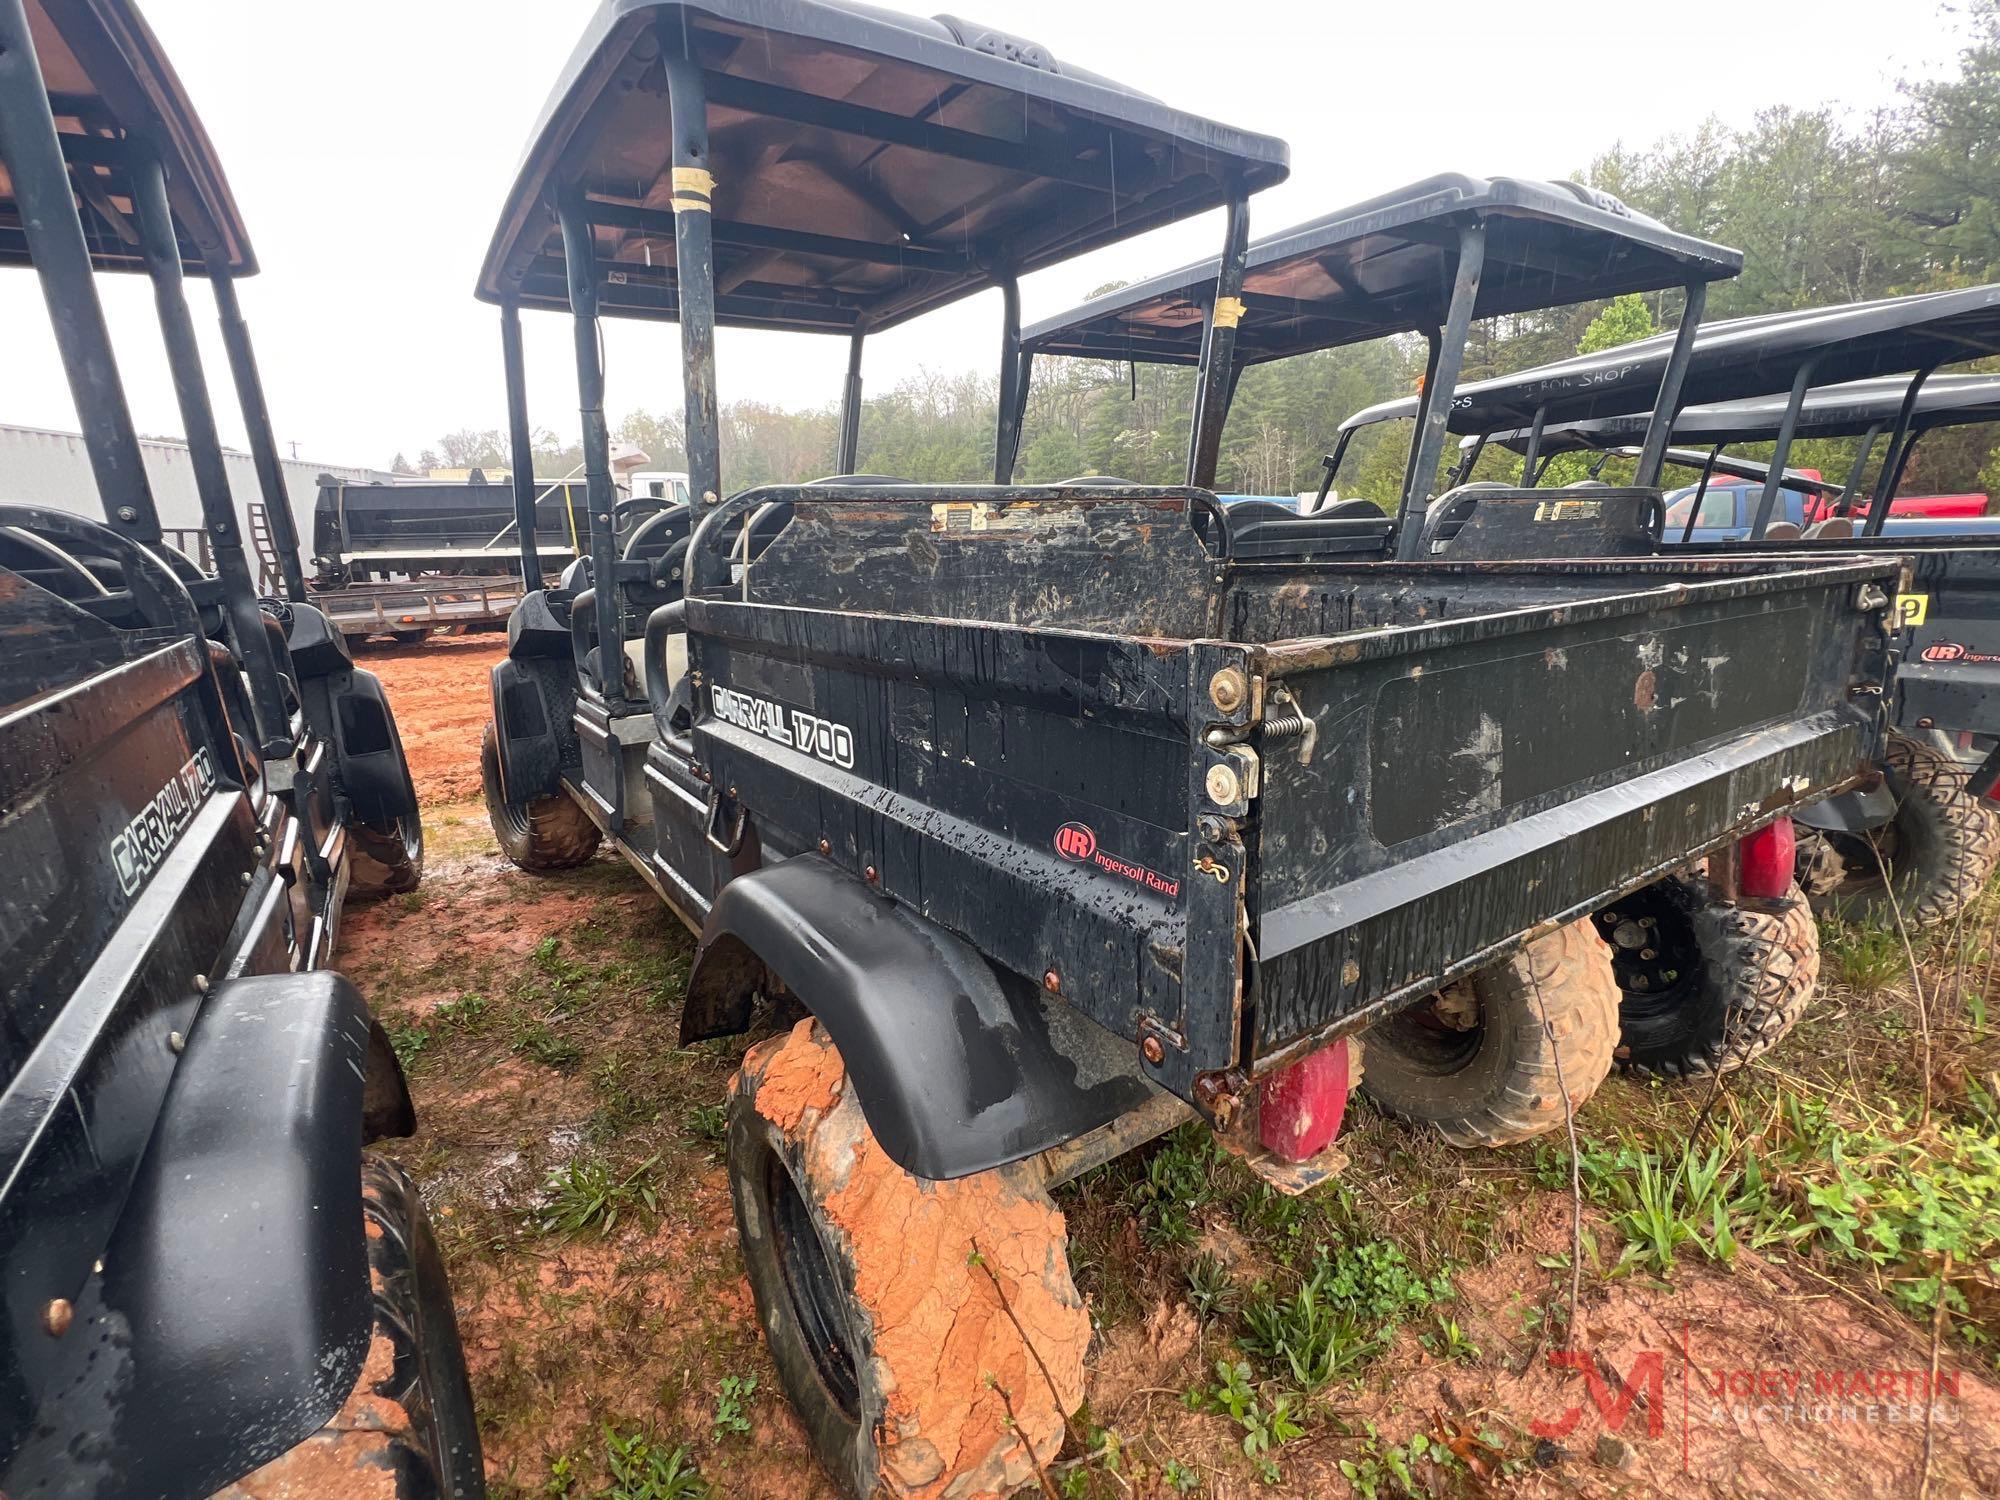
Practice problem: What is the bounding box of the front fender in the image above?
[683,856,1155,1180]
[2,972,374,1497]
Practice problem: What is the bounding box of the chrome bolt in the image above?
[818,839,831,856]
[1043,968,1061,993]
[44,1299,72,1337]
[168,1031,186,1054]
[193,974,209,993]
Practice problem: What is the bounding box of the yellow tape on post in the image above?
[1211,295,1246,329]
[669,166,715,213]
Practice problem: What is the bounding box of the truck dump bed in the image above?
[682,487,1895,1104]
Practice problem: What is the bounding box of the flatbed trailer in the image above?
[313,572,525,639]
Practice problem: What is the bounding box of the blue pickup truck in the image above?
[1664,480,2000,543]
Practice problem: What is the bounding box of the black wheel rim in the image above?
[766,1152,861,1420]
[1592,885,1699,1021]
[1375,983,1484,1075]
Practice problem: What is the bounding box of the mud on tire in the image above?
[348,812,425,899]
[1600,876,1818,1080]
[1801,730,2000,930]
[728,1020,1087,1499]
[479,720,601,871]
[1358,918,1619,1148]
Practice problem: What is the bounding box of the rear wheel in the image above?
[1598,877,1818,1080]
[480,720,600,871]
[1800,731,2000,930]
[223,1157,483,1498]
[1358,918,1618,1147]
[348,812,425,899]
[728,1021,1087,1499]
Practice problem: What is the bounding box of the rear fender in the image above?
[683,856,1154,1180]
[330,667,419,824]
[1795,781,1898,833]
[1,972,375,1497]
[488,653,577,802]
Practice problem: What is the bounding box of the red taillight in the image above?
[1257,1038,1354,1163]
[1737,816,1795,900]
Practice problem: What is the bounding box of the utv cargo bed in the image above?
[674,487,1897,1105]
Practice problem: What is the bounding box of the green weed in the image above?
[536,1154,661,1236]
[710,1373,756,1439]
[598,1426,709,1500]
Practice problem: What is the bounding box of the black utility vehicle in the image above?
[0,3,428,924]
[1357,289,2000,930]
[1019,176,1839,1083]
[475,16,1896,1495]
[0,2,475,1494]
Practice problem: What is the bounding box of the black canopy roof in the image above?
[0,0,252,274]
[1346,283,2000,437]
[1482,372,2000,455]
[1016,173,1740,366]
[477,0,1289,333]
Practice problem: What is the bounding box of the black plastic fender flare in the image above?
[487,652,575,802]
[329,665,420,824]
[1795,779,1899,833]
[682,855,1154,1181]
[1,971,388,1497]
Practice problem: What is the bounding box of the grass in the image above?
[535,1153,662,1237]
[360,789,2000,1497]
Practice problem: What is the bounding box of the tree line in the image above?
[404,0,2000,507]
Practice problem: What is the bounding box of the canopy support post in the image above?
[500,301,545,585]
[1749,356,1817,540]
[661,46,722,512]
[993,277,1023,483]
[1681,444,1722,544]
[1634,280,1707,489]
[558,189,628,713]
[1834,423,1884,517]
[1187,186,1250,490]
[1865,367,1936,538]
[1517,406,1546,487]
[1394,221,1486,560]
[836,326,865,475]
[212,272,308,602]
[0,0,162,542]
[132,151,293,753]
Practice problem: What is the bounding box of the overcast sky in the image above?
[0,0,1963,470]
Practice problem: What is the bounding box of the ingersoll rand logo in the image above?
[710,685,855,770]
[110,748,217,896]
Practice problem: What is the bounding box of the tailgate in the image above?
[1244,558,1897,1063]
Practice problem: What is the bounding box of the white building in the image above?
[0,421,390,579]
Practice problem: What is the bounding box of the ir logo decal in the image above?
[1052,820,1181,899]
[1920,640,2000,664]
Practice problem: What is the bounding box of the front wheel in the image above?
[348,811,425,899]
[729,1021,1087,1499]
[1598,876,1818,1080]
[1358,918,1619,1147]
[1800,731,2000,930]
[229,1156,484,1496]
[479,720,600,871]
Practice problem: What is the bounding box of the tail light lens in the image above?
[1257,1037,1354,1163]
[1737,816,1795,900]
